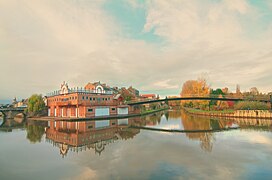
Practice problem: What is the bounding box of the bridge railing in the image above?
[0,107,26,111]
[125,94,271,105]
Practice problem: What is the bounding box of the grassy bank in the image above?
[141,107,169,116]
[184,108,235,114]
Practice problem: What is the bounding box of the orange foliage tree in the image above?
[180,78,210,109]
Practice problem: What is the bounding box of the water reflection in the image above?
[45,119,140,157]
[26,121,47,143]
[2,110,271,155]
[1,110,272,179]
[0,117,25,132]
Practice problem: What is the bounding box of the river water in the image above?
[0,110,272,180]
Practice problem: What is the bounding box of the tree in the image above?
[234,101,269,110]
[26,124,45,143]
[180,78,210,109]
[26,94,46,116]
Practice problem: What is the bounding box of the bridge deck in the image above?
[127,96,271,105]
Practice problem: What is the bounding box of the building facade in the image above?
[46,82,139,118]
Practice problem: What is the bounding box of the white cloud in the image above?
[153,79,179,89]
[0,0,271,101]
[224,0,250,14]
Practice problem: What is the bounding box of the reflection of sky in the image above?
[0,118,3,126]
[146,115,184,130]
[0,117,272,179]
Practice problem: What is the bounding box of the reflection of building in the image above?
[46,82,139,118]
[45,119,140,157]
[234,118,272,131]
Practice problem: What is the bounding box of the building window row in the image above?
[81,96,111,101]
[48,96,77,102]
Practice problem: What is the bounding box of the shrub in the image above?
[234,101,269,110]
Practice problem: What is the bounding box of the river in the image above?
[0,110,272,180]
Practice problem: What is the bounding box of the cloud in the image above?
[0,0,272,101]
[153,79,179,89]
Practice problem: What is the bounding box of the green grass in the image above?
[184,108,234,114]
[141,108,168,115]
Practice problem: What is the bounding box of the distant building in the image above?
[140,94,157,100]
[13,98,28,108]
[127,86,140,97]
[46,81,139,118]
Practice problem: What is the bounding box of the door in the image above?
[95,107,110,116]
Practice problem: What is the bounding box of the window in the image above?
[88,125,93,129]
[112,108,116,111]
[93,98,96,101]
[82,96,84,100]
[86,96,88,100]
[88,108,93,112]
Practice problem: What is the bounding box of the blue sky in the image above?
[0,0,272,103]
[103,0,163,43]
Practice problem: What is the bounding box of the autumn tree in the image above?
[180,78,210,109]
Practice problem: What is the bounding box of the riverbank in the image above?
[183,107,272,119]
[29,107,169,121]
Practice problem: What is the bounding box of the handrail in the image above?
[126,95,271,105]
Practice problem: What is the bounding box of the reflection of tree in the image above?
[118,128,140,140]
[168,110,182,119]
[144,113,162,126]
[26,125,45,143]
[181,111,214,152]
[164,112,169,120]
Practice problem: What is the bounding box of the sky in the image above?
[0,0,272,103]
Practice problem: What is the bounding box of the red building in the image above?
[140,94,157,99]
[46,82,139,118]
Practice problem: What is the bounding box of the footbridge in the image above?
[0,107,26,119]
[126,95,272,106]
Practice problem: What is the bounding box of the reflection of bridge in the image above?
[0,107,26,119]
[126,95,272,106]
